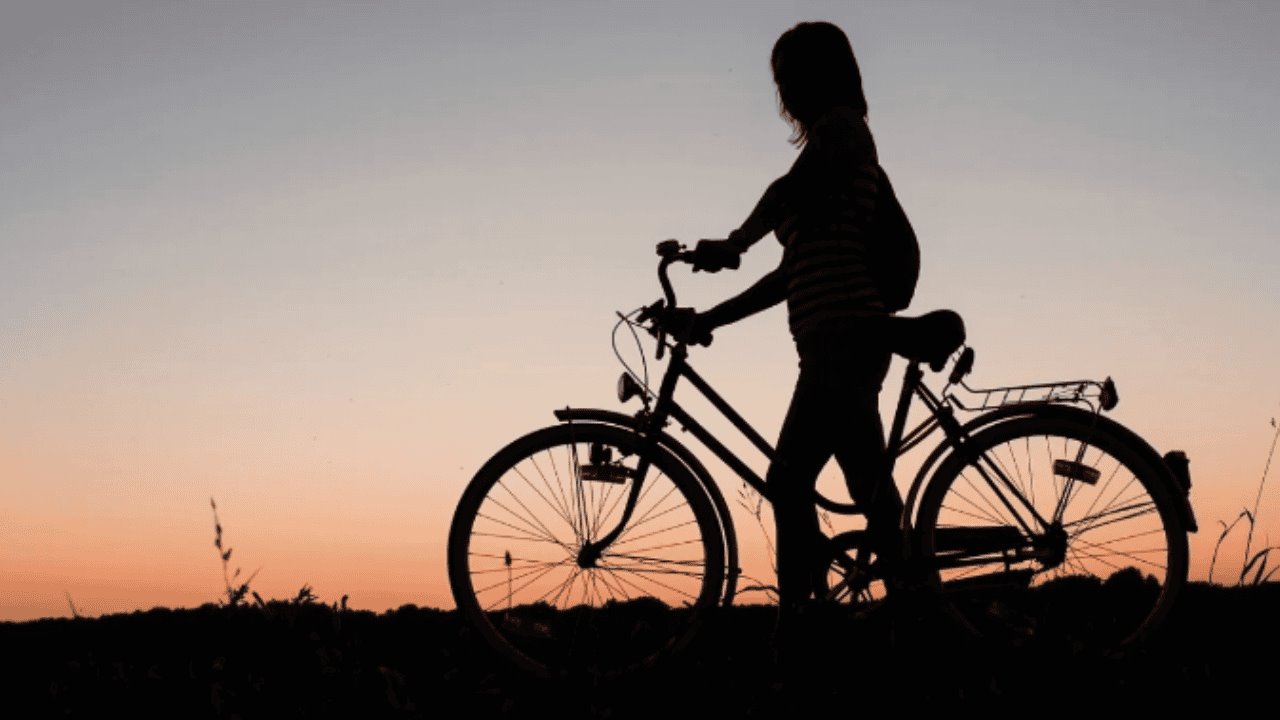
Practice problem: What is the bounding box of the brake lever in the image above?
[655,308,668,359]
[636,299,664,324]
[632,299,670,359]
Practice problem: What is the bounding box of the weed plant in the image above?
[1209,416,1280,585]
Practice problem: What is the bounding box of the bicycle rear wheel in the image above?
[914,414,1188,654]
[447,422,726,679]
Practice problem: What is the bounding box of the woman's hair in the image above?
[771,21,867,146]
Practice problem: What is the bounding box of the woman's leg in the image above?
[769,370,838,608]
[832,389,904,573]
[830,347,903,573]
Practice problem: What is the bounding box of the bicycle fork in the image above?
[566,416,664,570]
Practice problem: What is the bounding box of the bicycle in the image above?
[447,240,1197,679]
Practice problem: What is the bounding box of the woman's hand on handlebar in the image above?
[661,307,715,347]
[634,301,712,347]
[690,239,742,273]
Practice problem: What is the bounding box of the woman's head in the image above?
[771,21,867,146]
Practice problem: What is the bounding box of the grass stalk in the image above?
[1212,414,1280,586]
[210,497,261,605]
[1242,418,1280,573]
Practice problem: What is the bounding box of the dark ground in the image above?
[3,582,1276,718]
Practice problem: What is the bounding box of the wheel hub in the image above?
[1033,522,1068,569]
[577,542,601,568]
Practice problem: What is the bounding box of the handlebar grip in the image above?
[656,239,683,259]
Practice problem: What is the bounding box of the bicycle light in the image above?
[1100,377,1119,411]
[617,373,643,403]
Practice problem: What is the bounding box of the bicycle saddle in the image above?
[883,309,965,371]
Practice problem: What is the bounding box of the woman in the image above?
[686,21,907,621]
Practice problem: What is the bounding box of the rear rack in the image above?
[947,376,1118,414]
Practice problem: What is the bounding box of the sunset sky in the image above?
[4,1,1279,621]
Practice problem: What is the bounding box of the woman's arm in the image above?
[700,261,787,330]
[730,106,875,251]
[727,176,793,252]
[690,176,789,272]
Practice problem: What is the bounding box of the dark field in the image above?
[4,582,1277,718]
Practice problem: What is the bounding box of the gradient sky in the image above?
[3,1,1279,621]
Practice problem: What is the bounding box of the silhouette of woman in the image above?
[686,21,906,627]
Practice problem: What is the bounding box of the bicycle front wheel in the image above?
[447,422,726,679]
[914,414,1188,654]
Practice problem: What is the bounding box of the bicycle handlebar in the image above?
[656,239,692,306]
[650,240,695,359]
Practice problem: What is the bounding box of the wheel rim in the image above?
[918,418,1186,652]
[451,427,722,676]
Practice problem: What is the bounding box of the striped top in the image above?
[772,108,886,343]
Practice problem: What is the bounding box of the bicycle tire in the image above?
[913,413,1188,654]
[447,422,726,679]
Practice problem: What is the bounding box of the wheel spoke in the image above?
[603,565,709,579]
[600,477,633,533]
[991,441,1029,509]
[950,469,1021,527]
[604,566,657,602]
[470,559,563,576]
[1071,462,1132,533]
[622,482,681,534]
[607,552,707,567]
[477,560,571,598]
[512,463,576,533]
[1065,499,1158,537]
[938,502,1014,528]
[594,566,633,602]
[601,561,706,576]
[496,480,575,549]
[611,537,706,555]
[481,562,573,612]
[609,566,699,602]
[974,454,1044,533]
[1070,535,1168,572]
[613,518,701,547]
[549,567,584,608]
[1051,437,1087,523]
[565,443,593,545]
[590,479,619,540]
[535,450,580,545]
[473,530,569,546]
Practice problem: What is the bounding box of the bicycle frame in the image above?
[617,340,952,512]
[570,244,1193,594]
